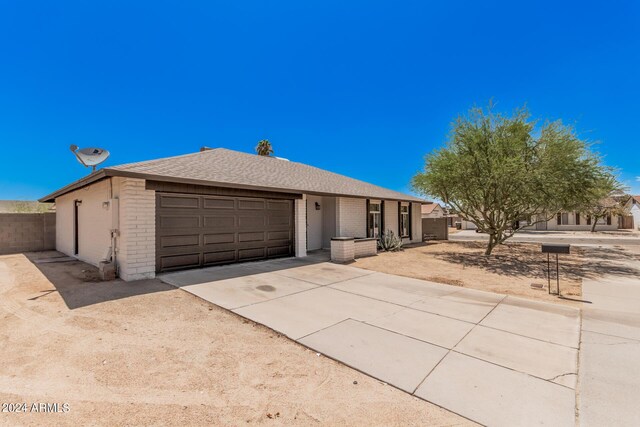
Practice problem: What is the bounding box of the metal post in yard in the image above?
[556,253,560,295]
[547,253,551,295]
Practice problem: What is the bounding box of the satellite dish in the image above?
[70,145,110,172]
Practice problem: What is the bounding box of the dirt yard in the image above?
[0,252,473,427]
[354,241,640,306]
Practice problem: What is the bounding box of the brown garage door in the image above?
[156,193,294,272]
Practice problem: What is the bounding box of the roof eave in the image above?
[38,169,110,203]
[39,168,427,204]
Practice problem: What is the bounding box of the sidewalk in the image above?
[579,274,640,426]
[450,230,640,246]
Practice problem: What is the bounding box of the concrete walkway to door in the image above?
[160,254,580,427]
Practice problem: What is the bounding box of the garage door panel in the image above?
[267,200,291,210]
[238,215,266,228]
[203,197,235,209]
[203,215,236,228]
[203,250,237,265]
[159,195,200,209]
[268,215,292,226]
[268,246,292,257]
[159,253,201,271]
[156,193,294,272]
[203,233,235,245]
[160,215,200,228]
[238,231,266,242]
[238,199,266,210]
[159,234,200,248]
[267,230,291,241]
[238,247,266,260]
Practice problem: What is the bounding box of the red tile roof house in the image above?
[40,148,425,281]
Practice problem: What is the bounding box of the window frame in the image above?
[367,201,382,238]
[399,204,410,238]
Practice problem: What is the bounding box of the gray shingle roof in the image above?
[41,148,425,202]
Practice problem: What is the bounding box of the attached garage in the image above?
[156,193,294,272]
[40,148,425,281]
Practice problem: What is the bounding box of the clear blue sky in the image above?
[0,1,638,200]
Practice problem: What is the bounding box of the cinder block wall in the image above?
[118,178,156,281]
[0,213,56,255]
[294,196,307,257]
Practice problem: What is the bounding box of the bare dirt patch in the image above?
[0,252,473,426]
[354,241,640,306]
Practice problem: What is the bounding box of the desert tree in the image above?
[255,139,274,156]
[579,176,627,232]
[412,104,618,255]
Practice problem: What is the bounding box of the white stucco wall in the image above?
[321,196,337,249]
[384,200,399,236]
[306,195,323,251]
[630,204,640,231]
[55,178,117,267]
[410,202,423,244]
[54,177,157,281]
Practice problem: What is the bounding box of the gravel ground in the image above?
[0,251,473,427]
[354,241,640,306]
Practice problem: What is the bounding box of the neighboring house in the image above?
[461,211,620,231]
[624,195,640,230]
[40,148,425,281]
[421,203,445,218]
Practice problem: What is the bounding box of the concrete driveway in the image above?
[160,254,580,427]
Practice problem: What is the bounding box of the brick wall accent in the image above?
[294,196,307,257]
[118,178,156,281]
[354,238,377,258]
[336,197,367,237]
[0,213,56,255]
[330,238,355,263]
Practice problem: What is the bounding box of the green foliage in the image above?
[255,139,274,156]
[580,176,628,232]
[412,103,619,254]
[10,201,52,213]
[378,229,403,252]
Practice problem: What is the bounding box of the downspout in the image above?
[109,177,119,276]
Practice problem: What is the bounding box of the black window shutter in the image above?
[366,199,370,237]
[408,203,413,240]
[380,200,385,234]
[576,213,580,225]
[398,202,402,236]
[557,213,561,225]
[607,215,612,225]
